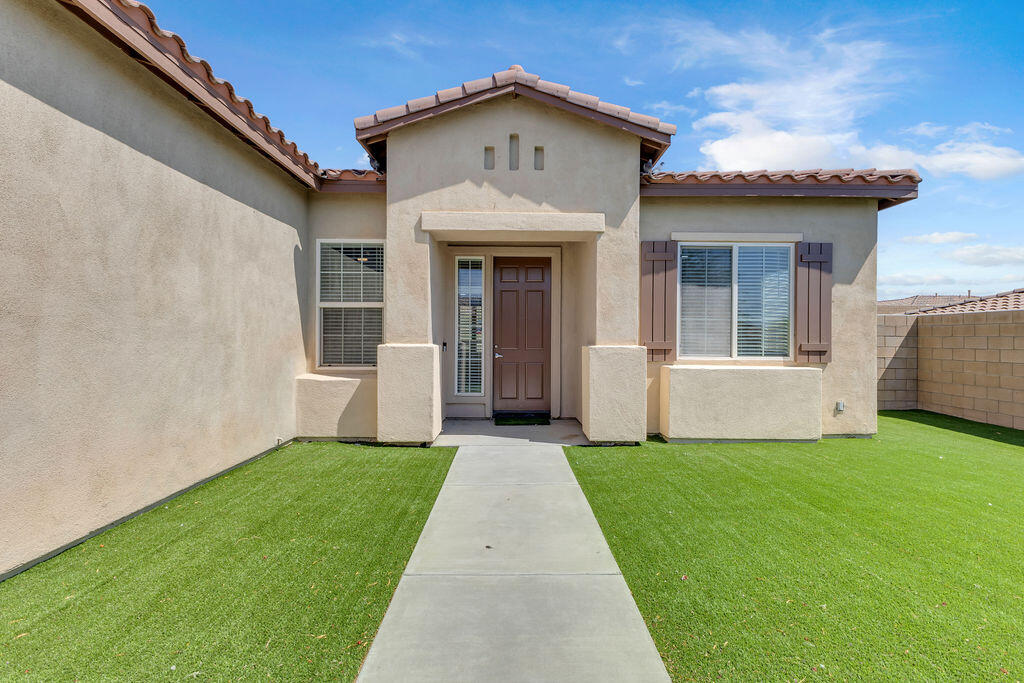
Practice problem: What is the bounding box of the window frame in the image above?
[453,255,486,396]
[315,238,385,370]
[677,241,795,360]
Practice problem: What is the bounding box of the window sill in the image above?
[314,366,378,375]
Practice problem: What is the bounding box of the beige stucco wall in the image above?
[295,374,377,438]
[295,193,385,436]
[0,0,309,575]
[640,196,878,437]
[380,94,643,436]
[660,366,823,440]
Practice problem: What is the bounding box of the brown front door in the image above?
[493,257,551,412]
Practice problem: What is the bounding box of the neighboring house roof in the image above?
[916,289,1024,314]
[878,294,977,314]
[353,65,677,171]
[56,1,922,210]
[643,169,921,209]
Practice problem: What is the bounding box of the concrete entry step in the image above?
[357,444,668,682]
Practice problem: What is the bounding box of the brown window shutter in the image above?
[795,242,833,362]
[639,240,678,362]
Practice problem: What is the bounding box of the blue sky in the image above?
[144,0,1024,299]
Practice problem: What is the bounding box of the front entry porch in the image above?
[433,417,590,447]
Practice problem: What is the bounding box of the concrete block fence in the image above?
[877,309,1024,429]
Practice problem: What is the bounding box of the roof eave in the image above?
[640,182,919,208]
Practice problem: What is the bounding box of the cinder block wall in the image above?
[917,311,1024,428]
[877,313,919,409]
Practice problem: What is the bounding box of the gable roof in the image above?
[353,65,676,172]
[917,288,1024,315]
[642,168,921,209]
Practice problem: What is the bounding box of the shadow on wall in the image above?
[880,409,1024,448]
[0,0,308,227]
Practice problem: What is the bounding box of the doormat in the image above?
[493,412,550,426]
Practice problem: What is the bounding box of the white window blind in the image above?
[678,243,792,358]
[455,257,484,394]
[737,246,791,357]
[318,242,384,366]
[679,246,732,356]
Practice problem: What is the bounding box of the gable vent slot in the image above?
[508,134,519,171]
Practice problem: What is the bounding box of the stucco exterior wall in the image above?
[660,366,822,440]
[0,0,309,575]
[295,193,385,436]
[381,95,642,436]
[640,196,878,437]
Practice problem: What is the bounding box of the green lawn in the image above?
[0,442,454,680]
[566,411,1024,681]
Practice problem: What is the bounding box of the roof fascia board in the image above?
[319,179,387,194]
[58,0,320,189]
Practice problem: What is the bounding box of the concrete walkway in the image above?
[357,443,669,682]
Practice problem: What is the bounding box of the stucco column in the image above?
[581,345,647,442]
[579,199,646,442]
[377,191,441,443]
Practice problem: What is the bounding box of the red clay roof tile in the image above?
[353,65,678,137]
[917,289,1024,314]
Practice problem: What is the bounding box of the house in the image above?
[1,0,919,575]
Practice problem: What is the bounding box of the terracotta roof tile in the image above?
[643,168,922,186]
[878,294,976,314]
[320,169,385,181]
[917,289,1024,314]
[354,65,678,137]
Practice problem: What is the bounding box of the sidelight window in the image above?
[455,257,484,395]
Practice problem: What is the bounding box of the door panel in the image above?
[493,257,551,412]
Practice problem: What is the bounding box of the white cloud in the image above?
[632,20,1024,178]
[924,141,1024,179]
[878,273,957,286]
[647,100,697,118]
[354,152,372,169]
[902,122,948,137]
[900,231,979,244]
[623,76,644,86]
[949,245,1024,266]
[956,121,1012,140]
[363,32,443,59]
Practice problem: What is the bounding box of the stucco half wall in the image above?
[0,0,309,575]
[660,366,823,441]
[641,196,878,437]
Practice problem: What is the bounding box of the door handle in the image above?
[494,352,503,358]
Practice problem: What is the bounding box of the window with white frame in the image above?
[455,257,484,394]
[678,244,792,358]
[318,241,384,366]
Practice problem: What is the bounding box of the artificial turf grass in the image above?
[565,411,1024,681]
[0,441,454,680]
